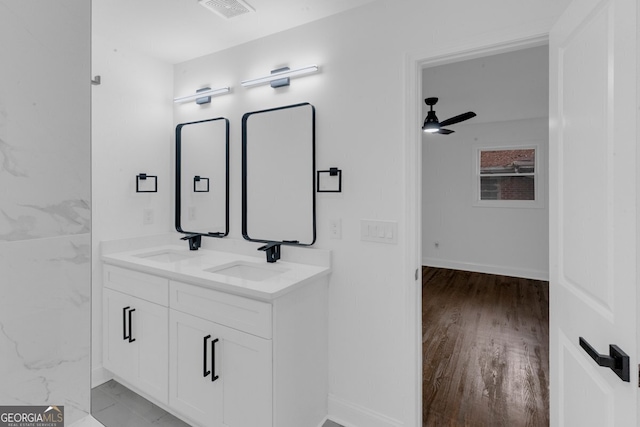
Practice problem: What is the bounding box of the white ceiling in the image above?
[93,0,377,64]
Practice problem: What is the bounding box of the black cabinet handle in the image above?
[203,335,211,378]
[128,308,136,343]
[211,338,219,382]
[122,307,130,341]
[579,337,629,382]
[123,307,136,343]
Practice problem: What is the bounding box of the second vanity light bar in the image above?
[240,65,319,88]
[173,86,230,103]
[174,64,319,103]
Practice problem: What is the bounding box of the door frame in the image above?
[402,32,550,427]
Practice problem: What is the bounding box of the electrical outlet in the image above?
[143,208,154,225]
[329,219,342,239]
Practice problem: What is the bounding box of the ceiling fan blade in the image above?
[439,111,476,127]
[437,128,455,135]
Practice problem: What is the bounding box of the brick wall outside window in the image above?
[479,149,536,201]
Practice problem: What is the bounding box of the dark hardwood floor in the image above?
[422,267,549,427]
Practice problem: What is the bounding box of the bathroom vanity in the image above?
[101,235,330,427]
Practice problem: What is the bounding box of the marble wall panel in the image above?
[0,0,91,242]
[0,0,91,425]
[0,235,91,423]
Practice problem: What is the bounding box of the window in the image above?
[474,146,543,208]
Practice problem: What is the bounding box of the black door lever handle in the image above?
[579,337,629,382]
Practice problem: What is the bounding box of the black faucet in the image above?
[180,233,204,250]
[258,242,281,263]
[180,232,225,250]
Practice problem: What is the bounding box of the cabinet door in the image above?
[221,320,272,427]
[170,309,224,426]
[103,288,168,404]
[103,288,137,381]
[170,310,272,427]
[132,294,168,404]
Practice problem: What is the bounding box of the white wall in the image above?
[91,37,173,383]
[171,3,567,425]
[422,47,549,280]
[0,1,91,423]
[422,118,549,279]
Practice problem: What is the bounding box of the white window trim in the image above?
[472,142,546,209]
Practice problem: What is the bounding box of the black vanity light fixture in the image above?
[241,64,319,88]
[173,86,231,104]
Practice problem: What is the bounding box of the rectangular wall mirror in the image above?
[175,117,229,236]
[242,102,316,246]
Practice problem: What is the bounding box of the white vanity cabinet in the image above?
[102,265,169,405]
[101,244,329,427]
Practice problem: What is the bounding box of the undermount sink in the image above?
[205,261,287,282]
[135,250,199,263]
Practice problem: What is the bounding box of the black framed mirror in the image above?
[175,117,229,237]
[242,102,316,246]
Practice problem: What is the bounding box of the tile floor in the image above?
[92,380,344,427]
[92,381,190,427]
[68,415,109,427]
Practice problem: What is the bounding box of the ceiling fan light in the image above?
[422,111,440,132]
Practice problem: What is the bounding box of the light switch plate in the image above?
[360,220,398,244]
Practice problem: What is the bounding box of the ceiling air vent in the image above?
[198,0,255,19]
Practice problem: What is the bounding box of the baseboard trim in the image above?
[422,257,549,281]
[328,394,403,427]
[91,365,113,388]
[317,416,347,427]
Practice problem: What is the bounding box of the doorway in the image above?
[418,44,550,425]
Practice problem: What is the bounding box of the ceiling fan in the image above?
[422,97,476,135]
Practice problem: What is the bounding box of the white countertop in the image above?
[102,242,331,301]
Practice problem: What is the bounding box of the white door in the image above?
[549,0,638,425]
